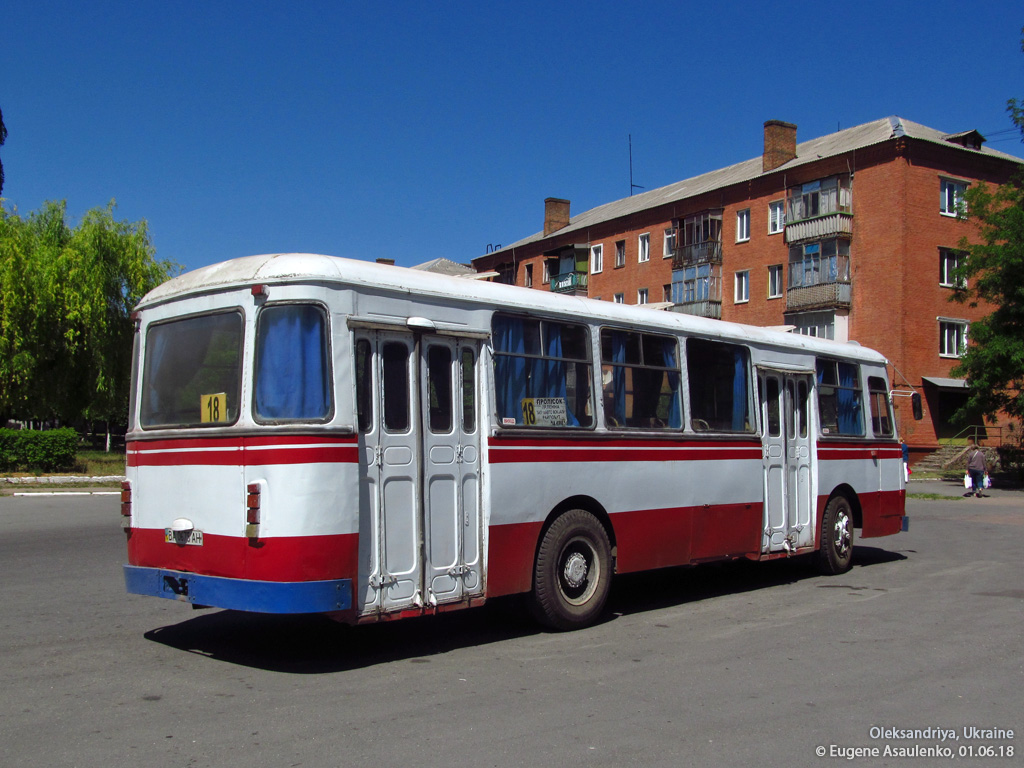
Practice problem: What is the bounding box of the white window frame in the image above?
[939,248,967,288]
[591,244,603,274]
[767,264,783,299]
[734,270,750,304]
[736,209,751,243]
[613,293,625,304]
[663,227,676,259]
[941,178,967,217]
[542,259,550,284]
[768,200,785,235]
[637,288,649,305]
[524,263,533,288]
[638,233,650,263]
[939,318,968,358]
[614,240,626,269]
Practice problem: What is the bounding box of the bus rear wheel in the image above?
[818,495,854,574]
[531,509,612,631]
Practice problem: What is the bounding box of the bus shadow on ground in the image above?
[143,545,906,673]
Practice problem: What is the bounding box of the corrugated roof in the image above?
[483,116,1023,257]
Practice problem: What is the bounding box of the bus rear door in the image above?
[355,331,482,617]
[758,370,814,554]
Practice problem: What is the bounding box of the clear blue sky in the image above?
[3,1,1022,275]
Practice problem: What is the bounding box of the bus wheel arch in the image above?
[529,497,614,631]
[817,488,857,575]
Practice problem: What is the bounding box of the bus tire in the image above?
[818,495,854,575]
[530,509,612,631]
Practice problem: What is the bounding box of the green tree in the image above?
[950,56,1024,426]
[0,200,178,431]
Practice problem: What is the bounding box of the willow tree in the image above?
[0,200,178,441]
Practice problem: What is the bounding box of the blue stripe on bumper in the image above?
[124,565,352,613]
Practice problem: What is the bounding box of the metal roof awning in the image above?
[922,376,968,390]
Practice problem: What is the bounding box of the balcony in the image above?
[671,240,722,270]
[786,281,851,311]
[785,212,854,244]
[670,300,722,320]
[549,270,589,295]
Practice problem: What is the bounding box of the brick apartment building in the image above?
[471,117,1023,459]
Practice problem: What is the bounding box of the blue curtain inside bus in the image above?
[836,362,863,435]
[661,337,682,429]
[732,348,747,431]
[255,306,330,420]
[611,331,627,426]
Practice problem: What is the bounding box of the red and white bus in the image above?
[123,253,910,630]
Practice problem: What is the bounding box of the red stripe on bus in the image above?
[127,436,359,467]
[489,447,762,463]
[126,528,359,583]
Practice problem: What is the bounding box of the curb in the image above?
[1,475,125,485]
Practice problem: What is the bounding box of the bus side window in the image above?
[868,376,894,437]
[600,329,681,429]
[816,359,864,436]
[685,338,753,432]
[492,313,593,428]
[356,339,372,433]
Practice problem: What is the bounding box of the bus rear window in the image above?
[254,304,332,422]
[140,312,243,428]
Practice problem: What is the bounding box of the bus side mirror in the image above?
[912,392,923,421]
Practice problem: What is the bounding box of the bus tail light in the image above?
[246,482,261,538]
[120,480,132,526]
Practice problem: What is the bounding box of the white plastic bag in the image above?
[984,473,992,489]
[964,473,972,489]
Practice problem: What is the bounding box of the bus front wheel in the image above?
[818,495,854,575]
[530,509,612,631]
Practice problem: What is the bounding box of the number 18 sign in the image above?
[200,392,228,423]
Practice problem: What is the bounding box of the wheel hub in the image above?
[563,552,589,588]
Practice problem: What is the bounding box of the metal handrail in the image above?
[940,424,1003,447]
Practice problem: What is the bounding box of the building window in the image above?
[614,240,626,268]
[542,260,550,284]
[941,179,967,216]
[663,227,676,258]
[789,238,850,288]
[939,248,967,288]
[638,233,650,263]
[637,288,649,305]
[613,293,625,304]
[672,264,722,304]
[525,263,533,288]
[734,270,749,303]
[768,265,783,299]
[663,284,672,302]
[768,200,785,234]
[736,209,751,242]
[591,244,603,274]
[791,311,836,340]
[939,319,968,358]
[787,175,851,223]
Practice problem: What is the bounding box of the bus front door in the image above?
[355,331,482,617]
[759,371,814,555]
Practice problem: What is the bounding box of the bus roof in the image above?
[140,253,888,366]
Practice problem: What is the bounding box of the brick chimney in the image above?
[543,198,570,236]
[763,120,797,172]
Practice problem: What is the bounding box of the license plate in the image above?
[165,529,204,546]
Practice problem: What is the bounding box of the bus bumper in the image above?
[123,565,352,614]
